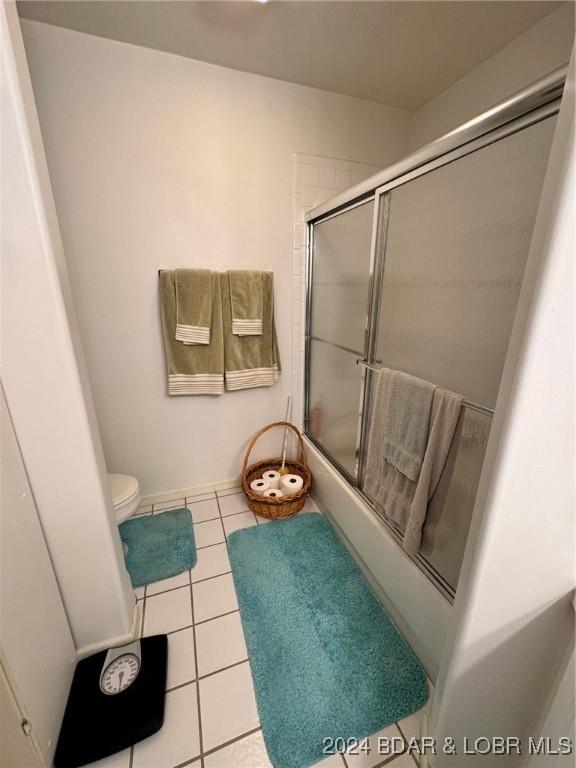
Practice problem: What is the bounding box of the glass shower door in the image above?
[306,199,374,479]
[363,114,557,590]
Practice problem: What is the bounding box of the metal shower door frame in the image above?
[303,67,566,599]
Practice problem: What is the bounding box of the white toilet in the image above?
[108,473,141,524]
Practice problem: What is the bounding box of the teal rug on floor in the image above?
[119,508,197,589]
[228,513,428,768]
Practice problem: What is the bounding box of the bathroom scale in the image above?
[54,634,168,768]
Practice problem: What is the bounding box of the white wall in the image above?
[430,54,575,766]
[1,2,134,654]
[20,19,412,497]
[1,388,76,764]
[411,4,575,149]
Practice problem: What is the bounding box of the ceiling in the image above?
[17,1,564,110]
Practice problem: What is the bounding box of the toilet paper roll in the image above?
[250,478,270,495]
[280,474,304,495]
[263,488,285,499]
[262,470,281,490]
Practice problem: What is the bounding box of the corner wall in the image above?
[2,2,134,653]
[20,19,412,497]
[410,4,575,150]
[430,54,575,765]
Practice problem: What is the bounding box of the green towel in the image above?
[175,269,212,345]
[221,271,280,390]
[160,271,224,395]
[228,270,263,335]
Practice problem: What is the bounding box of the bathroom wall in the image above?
[410,3,574,149]
[430,53,575,765]
[2,1,134,656]
[20,19,412,497]
[1,387,76,764]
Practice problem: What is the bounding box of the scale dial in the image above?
[100,653,140,695]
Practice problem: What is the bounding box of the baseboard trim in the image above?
[76,601,142,660]
[141,477,241,506]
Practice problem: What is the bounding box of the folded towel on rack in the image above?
[220,271,280,390]
[364,368,462,555]
[383,371,436,481]
[228,270,263,336]
[174,269,212,345]
[160,271,224,395]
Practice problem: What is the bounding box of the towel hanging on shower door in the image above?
[364,367,462,554]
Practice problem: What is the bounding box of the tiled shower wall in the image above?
[291,153,382,429]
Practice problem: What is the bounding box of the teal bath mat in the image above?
[119,508,197,589]
[228,513,428,768]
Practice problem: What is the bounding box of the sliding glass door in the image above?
[306,112,557,595]
[306,199,374,479]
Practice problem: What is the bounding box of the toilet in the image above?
[108,473,141,524]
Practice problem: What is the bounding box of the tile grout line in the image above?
[381,746,415,768]
[185,494,218,505]
[215,488,242,498]
[147,603,242,639]
[173,753,202,768]
[149,491,251,517]
[146,583,192,600]
[164,657,251,695]
[147,494,211,510]
[195,539,228,552]
[395,721,420,767]
[194,607,241,627]
[217,507,253,519]
[197,658,249,683]
[201,726,263,761]
[172,726,263,768]
[192,570,232,586]
[174,752,202,768]
[143,486,241,508]
[166,677,197,694]
[193,507,252,525]
[188,569,205,768]
[211,494,267,761]
[144,567,234,601]
[354,726,409,768]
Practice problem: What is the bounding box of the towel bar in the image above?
[356,359,495,417]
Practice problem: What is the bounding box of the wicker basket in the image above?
[241,421,312,520]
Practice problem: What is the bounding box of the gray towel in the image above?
[174,269,212,345]
[364,368,463,555]
[383,371,436,481]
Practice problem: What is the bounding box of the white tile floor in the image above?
[95,489,430,768]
